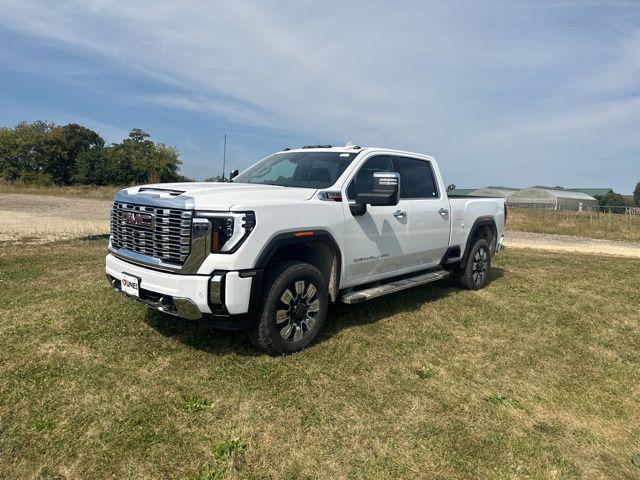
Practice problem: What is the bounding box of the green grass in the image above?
[1,239,639,478]
[508,207,640,242]
[183,395,214,413]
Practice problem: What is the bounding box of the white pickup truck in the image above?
[106,145,505,354]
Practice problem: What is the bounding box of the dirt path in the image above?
[505,231,640,258]
[0,193,111,243]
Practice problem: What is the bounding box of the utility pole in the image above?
[222,134,227,181]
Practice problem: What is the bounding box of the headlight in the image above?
[197,211,255,253]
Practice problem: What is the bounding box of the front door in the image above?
[342,155,413,283]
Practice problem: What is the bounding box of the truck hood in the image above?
[118,182,318,211]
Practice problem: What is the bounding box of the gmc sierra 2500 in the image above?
[106,145,505,354]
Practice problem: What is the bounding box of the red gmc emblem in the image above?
[121,211,154,228]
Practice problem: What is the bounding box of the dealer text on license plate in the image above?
[121,273,140,297]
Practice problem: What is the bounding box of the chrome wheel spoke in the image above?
[295,280,305,297]
[304,315,315,330]
[307,298,320,313]
[280,289,294,306]
[275,309,290,325]
[280,323,294,340]
[305,283,317,300]
[292,324,303,342]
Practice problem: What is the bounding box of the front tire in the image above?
[453,238,492,290]
[249,261,328,355]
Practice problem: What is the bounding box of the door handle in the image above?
[393,210,406,218]
[438,208,449,216]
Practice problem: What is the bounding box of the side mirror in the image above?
[446,184,456,193]
[356,172,400,207]
[229,169,239,180]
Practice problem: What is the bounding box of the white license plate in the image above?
[121,273,140,297]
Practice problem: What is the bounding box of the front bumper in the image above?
[105,253,255,321]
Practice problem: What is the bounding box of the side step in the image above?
[340,269,450,304]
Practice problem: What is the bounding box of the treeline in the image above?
[0,121,190,186]
[596,190,640,208]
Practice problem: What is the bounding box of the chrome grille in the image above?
[110,201,194,264]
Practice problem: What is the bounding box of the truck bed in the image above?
[447,196,506,250]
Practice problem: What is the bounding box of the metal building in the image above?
[568,188,613,197]
[449,188,477,196]
[506,187,599,211]
[469,186,520,198]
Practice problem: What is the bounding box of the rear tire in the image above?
[249,260,328,355]
[453,238,491,290]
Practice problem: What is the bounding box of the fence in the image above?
[597,205,640,215]
[508,203,639,215]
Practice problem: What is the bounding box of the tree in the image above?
[634,181,640,206]
[596,192,634,208]
[73,148,110,185]
[204,175,225,182]
[104,129,184,184]
[0,121,66,183]
[0,122,188,186]
[61,123,104,184]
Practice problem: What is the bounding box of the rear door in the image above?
[342,154,412,282]
[393,156,450,267]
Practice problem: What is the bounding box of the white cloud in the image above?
[1,0,639,190]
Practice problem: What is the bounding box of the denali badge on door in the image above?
[121,273,140,297]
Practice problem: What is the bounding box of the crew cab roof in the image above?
[280,145,435,160]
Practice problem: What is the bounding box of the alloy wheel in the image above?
[275,280,320,342]
[472,247,489,285]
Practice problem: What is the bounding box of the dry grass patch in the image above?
[0,182,119,200]
[0,239,639,479]
[508,207,640,242]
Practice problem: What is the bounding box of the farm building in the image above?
[449,188,477,196]
[470,186,520,198]
[507,187,599,211]
[568,188,613,197]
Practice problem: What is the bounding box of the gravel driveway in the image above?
[0,193,111,243]
[504,231,640,259]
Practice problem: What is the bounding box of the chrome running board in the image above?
[340,269,450,304]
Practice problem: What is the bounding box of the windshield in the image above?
[233,151,358,188]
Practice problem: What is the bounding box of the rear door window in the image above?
[393,156,438,199]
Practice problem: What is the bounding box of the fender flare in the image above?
[460,217,498,268]
[253,229,341,269]
[253,230,343,303]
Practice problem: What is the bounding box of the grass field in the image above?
[1,239,639,479]
[508,208,640,243]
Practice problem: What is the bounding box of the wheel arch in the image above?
[461,217,497,268]
[253,230,342,302]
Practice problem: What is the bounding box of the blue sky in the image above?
[1,1,639,192]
